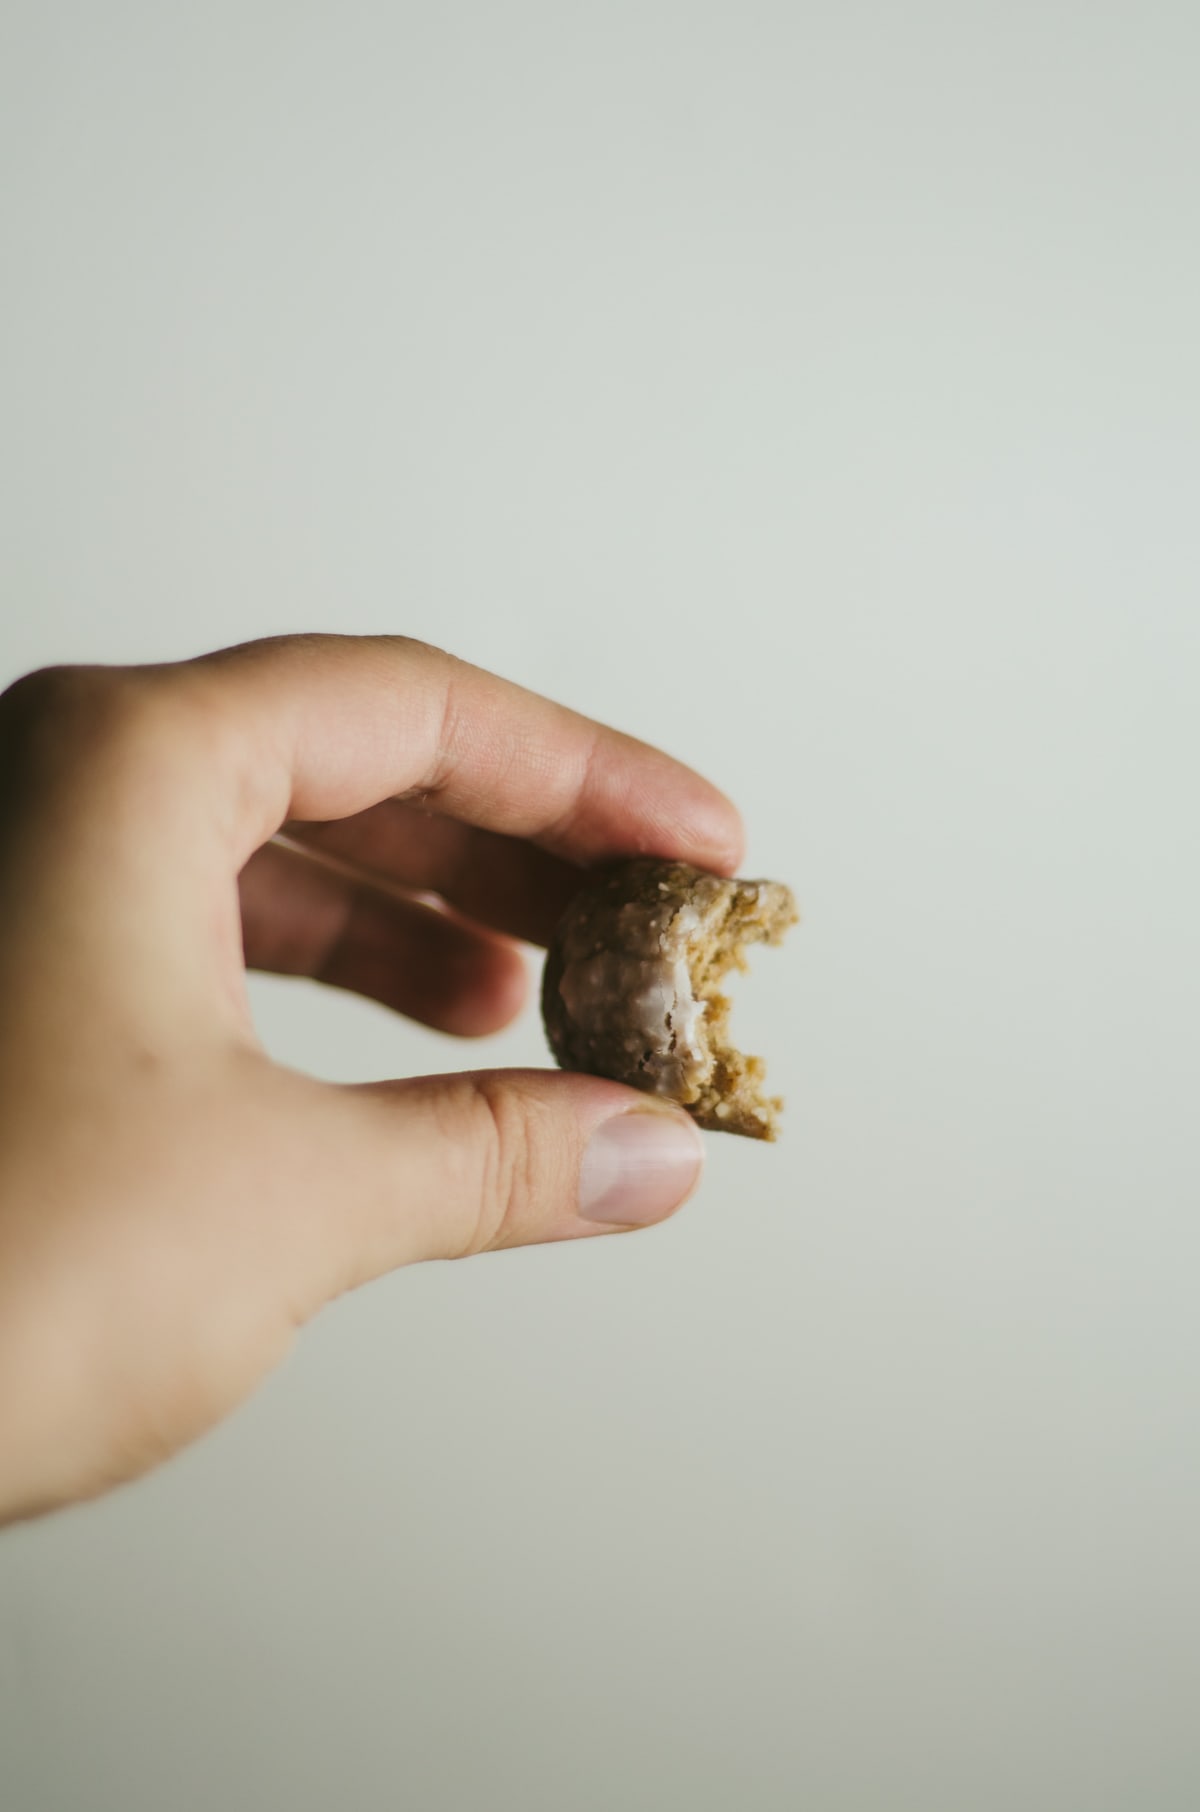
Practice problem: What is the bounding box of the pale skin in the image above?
[0,635,745,1525]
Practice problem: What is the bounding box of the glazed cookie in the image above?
[541,859,798,1140]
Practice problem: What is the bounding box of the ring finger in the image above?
[238,840,529,1037]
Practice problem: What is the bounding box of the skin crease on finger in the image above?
[0,636,738,1523]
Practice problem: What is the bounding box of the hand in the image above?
[0,635,744,1523]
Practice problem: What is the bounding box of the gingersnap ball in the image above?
[541,858,798,1140]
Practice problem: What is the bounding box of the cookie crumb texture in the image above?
[541,859,798,1140]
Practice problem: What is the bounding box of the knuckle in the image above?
[2,659,125,754]
[0,664,125,797]
[457,1078,546,1258]
[1,661,109,738]
[0,659,233,814]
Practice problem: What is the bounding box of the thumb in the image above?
[302,1069,706,1297]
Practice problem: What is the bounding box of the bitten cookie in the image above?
[541,858,798,1140]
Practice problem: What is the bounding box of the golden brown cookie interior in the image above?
[541,859,798,1140]
[683,872,798,1138]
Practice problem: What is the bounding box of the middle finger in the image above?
[281,801,587,947]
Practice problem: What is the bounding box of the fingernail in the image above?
[579,1109,705,1226]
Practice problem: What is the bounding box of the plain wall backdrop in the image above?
[2,3,1199,1808]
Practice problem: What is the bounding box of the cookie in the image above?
[541,858,798,1139]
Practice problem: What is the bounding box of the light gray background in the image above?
[2,2,1199,1808]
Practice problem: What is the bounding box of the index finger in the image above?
[185,635,746,874]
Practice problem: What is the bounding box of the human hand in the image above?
[0,635,744,1523]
